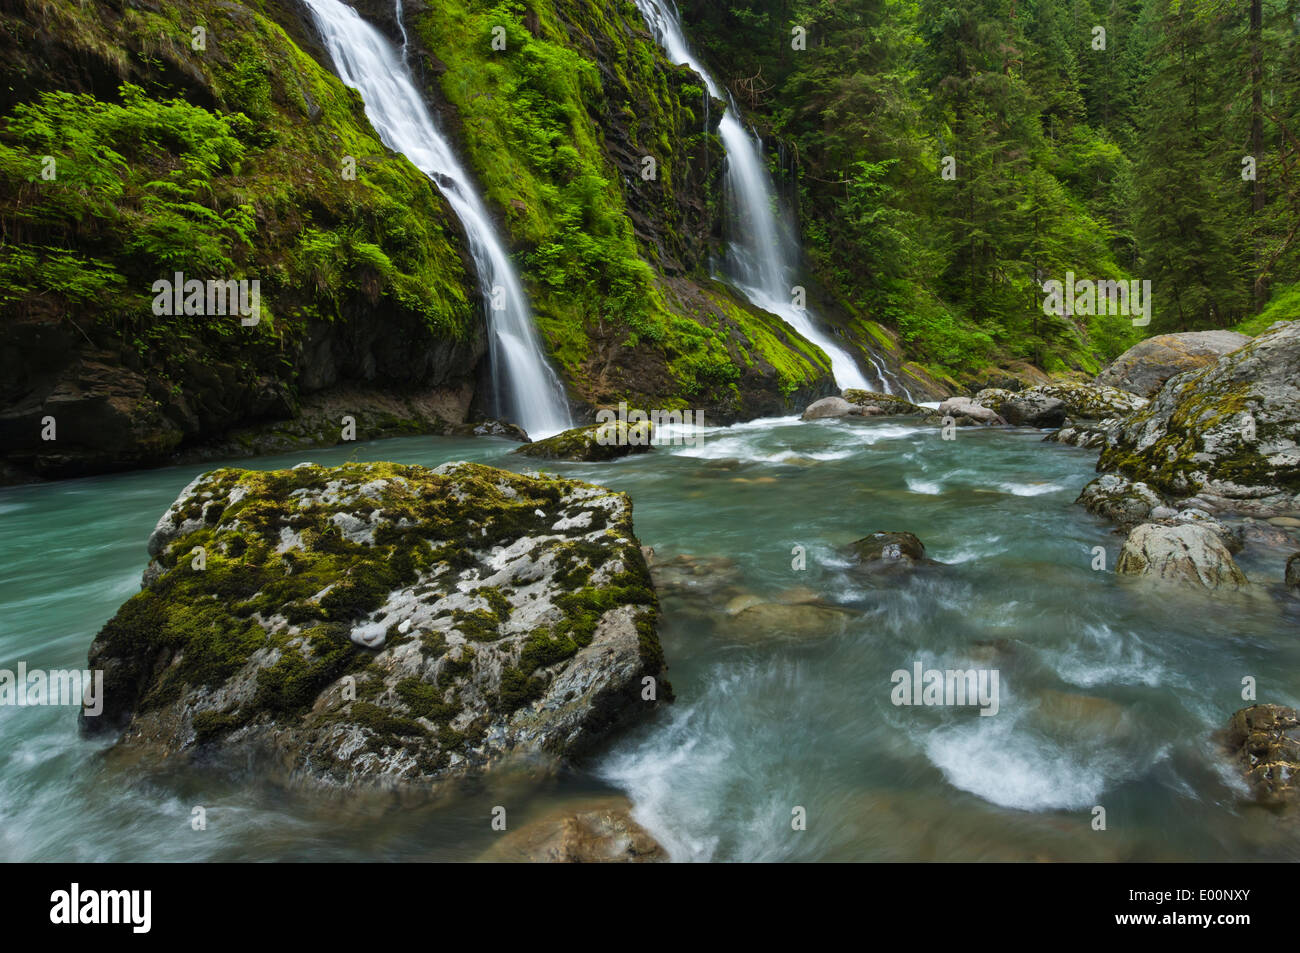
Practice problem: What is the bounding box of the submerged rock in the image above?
[1225,704,1300,807]
[1115,521,1249,590]
[82,461,668,788]
[841,390,928,416]
[847,531,937,571]
[480,796,667,863]
[513,421,653,462]
[1096,330,1251,397]
[1097,320,1300,515]
[1287,554,1300,593]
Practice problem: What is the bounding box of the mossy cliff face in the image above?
[0,0,483,481]
[82,460,668,788]
[405,0,836,419]
[1096,320,1300,515]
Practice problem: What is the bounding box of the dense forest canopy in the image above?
[679,0,1300,376]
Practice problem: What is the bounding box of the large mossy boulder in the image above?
[82,461,668,788]
[1225,704,1300,807]
[1025,381,1147,420]
[1097,320,1300,515]
[513,421,654,462]
[1096,330,1251,397]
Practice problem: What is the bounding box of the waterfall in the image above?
[634,0,907,397]
[303,0,573,438]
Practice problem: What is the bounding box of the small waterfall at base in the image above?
[303,0,573,438]
[634,0,909,398]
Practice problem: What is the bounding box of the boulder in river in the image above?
[933,397,1006,426]
[1097,320,1300,515]
[1095,330,1252,397]
[841,390,928,416]
[1022,381,1147,420]
[974,387,1068,428]
[801,396,862,420]
[480,796,667,862]
[513,421,653,462]
[1115,521,1249,590]
[81,461,668,788]
[847,531,937,571]
[1224,704,1300,807]
[1076,473,1166,529]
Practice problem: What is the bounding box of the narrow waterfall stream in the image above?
[303,0,573,438]
[634,0,905,397]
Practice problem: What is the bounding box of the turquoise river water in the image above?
[2,415,1298,861]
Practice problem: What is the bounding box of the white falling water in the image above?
[634,0,906,397]
[303,0,573,438]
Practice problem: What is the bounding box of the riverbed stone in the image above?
[513,421,653,461]
[1225,704,1300,807]
[802,396,861,420]
[1287,554,1300,592]
[480,796,667,862]
[82,461,668,789]
[841,390,928,416]
[1115,521,1249,590]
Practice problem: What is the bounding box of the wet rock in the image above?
[647,552,741,600]
[847,531,936,571]
[724,601,855,640]
[1115,522,1249,590]
[801,396,862,420]
[1097,320,1300,516]
[1025,381,1147,420]
[974,388,1068,428]
[82,461,668,789]
[1096,330,1252,397]
[481,796,667,863]
[1225,704,1300,807]
[1077,473,1165,529]
[1287,554,1300,592]
[933,397,1006,426]
[841,390,928,416]
[513,421,653,462]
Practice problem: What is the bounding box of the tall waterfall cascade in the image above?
[634,0,908,397]
[303,0,573,438]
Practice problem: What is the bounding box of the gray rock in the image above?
[82,461,668,789]
[1098,320,1300,515]
[802,396,860,420]
[975,387,1068,427]
[1077,474,1165,529]
[840,390,928,416]
[936,397,1006,426]
[1096,330,1252,397]
[1115,522,1250,590]
[1028,381,1147,419]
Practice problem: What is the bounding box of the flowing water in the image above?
[2,418,1298,861]
[634,0,901,396]
[302,0,572,439]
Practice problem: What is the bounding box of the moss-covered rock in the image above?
[841,390,927,416]
[513,421,654,462]
[1224,704,1300,807]
[1097,320,1300,515]
[81,460,668,788]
